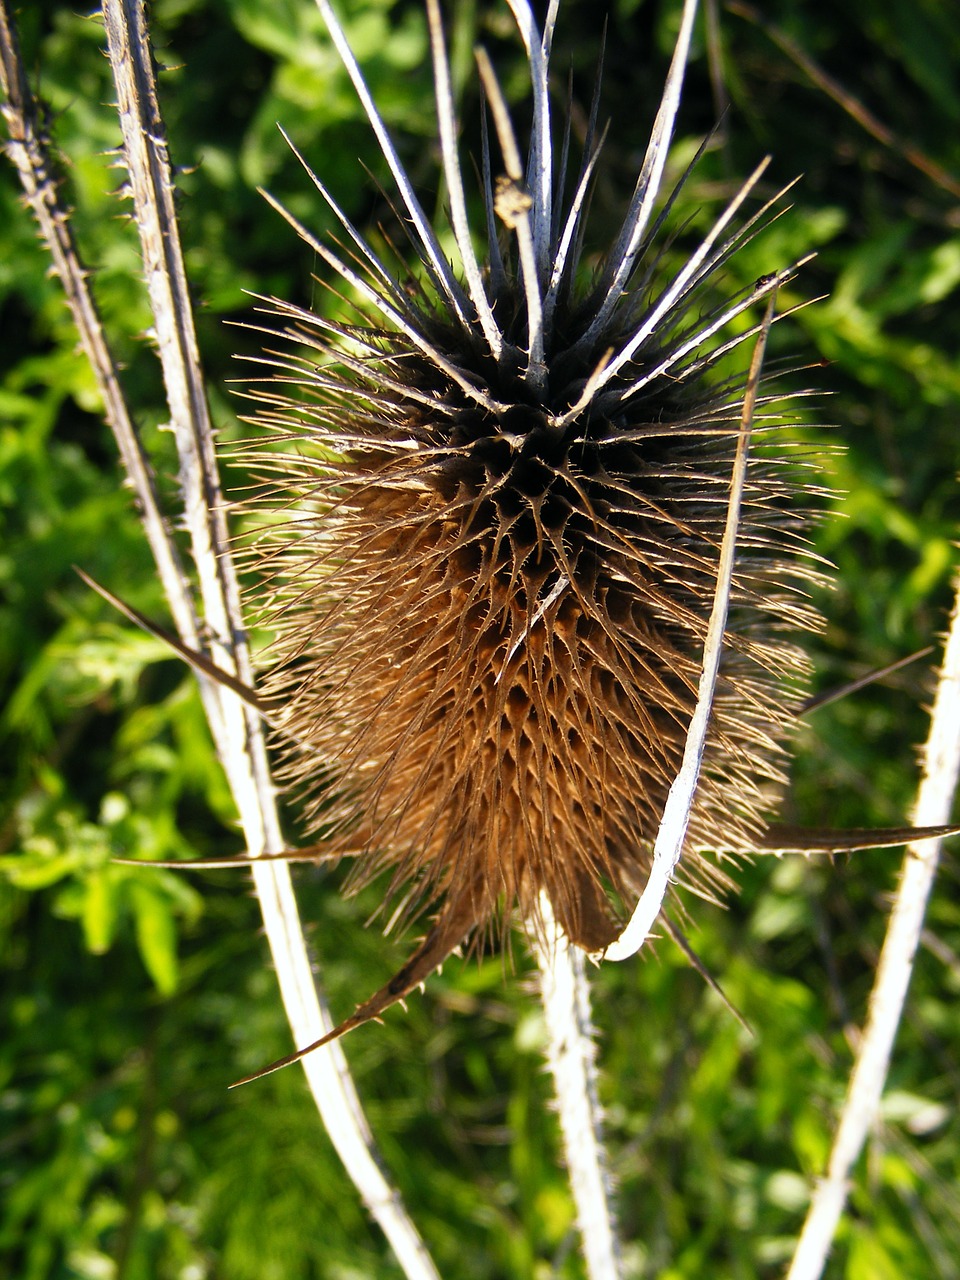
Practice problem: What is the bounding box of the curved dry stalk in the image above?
[533,896,621,1280]
[0,0,438,1273]
[600,289,778,963]
[786,567,960,1280]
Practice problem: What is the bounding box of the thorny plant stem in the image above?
[534,896,621,1280]
[0,0,207,719]
[100,4,440,1275]
[786,569,960,1280]
[0,0,439,1274]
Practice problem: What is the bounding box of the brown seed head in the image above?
[234,0,823,1036]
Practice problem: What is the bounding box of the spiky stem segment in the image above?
[90,4,438,1276]
[786,570,960,1280]
[533,896,620,1280]
[0,0,201,702]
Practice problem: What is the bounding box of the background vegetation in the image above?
[2,0,959,1276]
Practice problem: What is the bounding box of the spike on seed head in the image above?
[234,0,823,1043]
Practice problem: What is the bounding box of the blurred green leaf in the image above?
[129,881,180,995]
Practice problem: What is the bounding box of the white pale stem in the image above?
[786,569,960,1280]
[99,4,440,1277]
[425,0,502,358]
[506,0,553,278]
[533,896,621,1280]
[313,0,471,332]
[581,0,700,348]
[475,46,545,387]
[600,290,777,963]
[249,860,441,1280]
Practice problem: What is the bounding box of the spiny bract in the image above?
[236,0,820,1038]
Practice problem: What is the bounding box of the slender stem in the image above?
[0,0,212,725]
[313,0,472,330]
[101,6,440,1274]
[786,569,960,1280]
[0,0,439,1272]
[533,896,621,1280]
[425,0,502,359]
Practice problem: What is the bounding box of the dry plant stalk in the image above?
[787,570,960,1280]
[0,2,439,1277]
[533,894,620,1279]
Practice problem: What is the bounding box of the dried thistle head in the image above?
[235,0,822,1036]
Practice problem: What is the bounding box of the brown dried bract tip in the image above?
[233,0,823,1054]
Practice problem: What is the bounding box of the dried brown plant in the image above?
[233,0,822,1050]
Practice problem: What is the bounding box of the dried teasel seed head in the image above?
[233,0,825,1042]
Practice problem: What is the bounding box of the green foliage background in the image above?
[2,1,959,1277]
